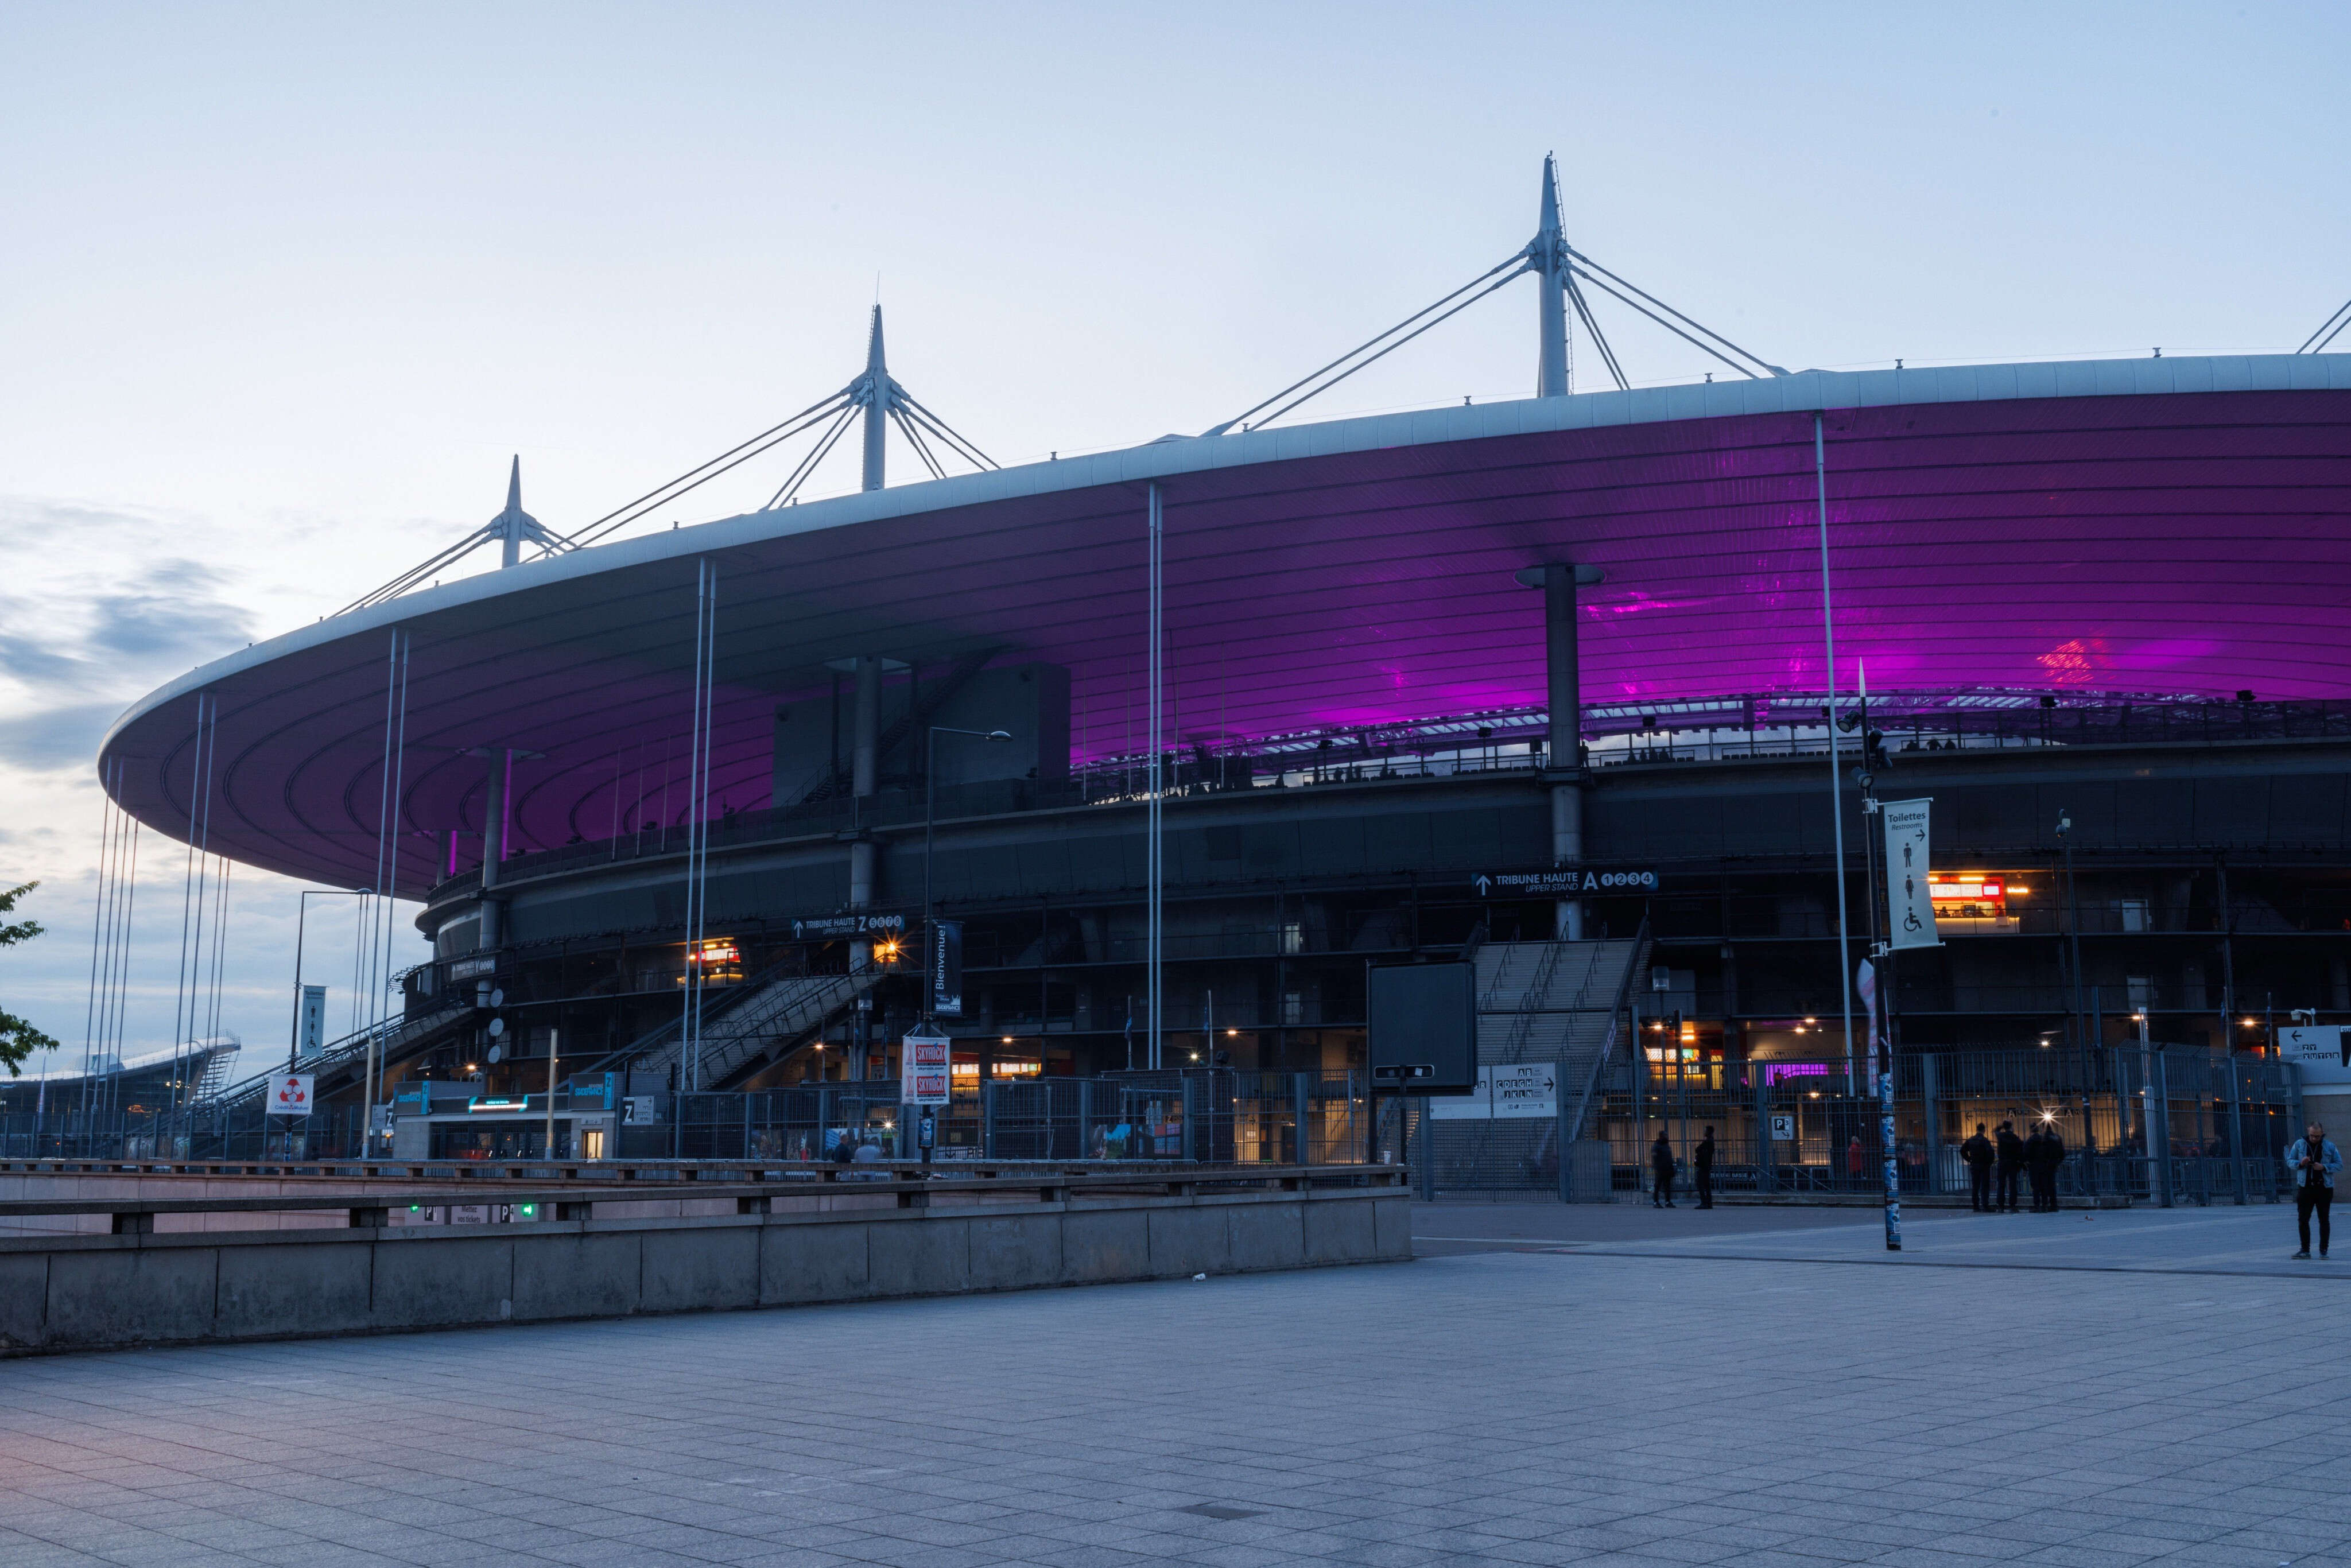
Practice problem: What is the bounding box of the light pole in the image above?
[923,725,1012,1161]
[288,888,364,1158]
[923,727,1014,1018]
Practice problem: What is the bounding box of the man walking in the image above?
[1650,1128,1676,1209]
[1995,1120,2027,1213]
[1694,1125,1716,1209]
[1962,1123,1995,1212]
[2286,1121,2341,1259]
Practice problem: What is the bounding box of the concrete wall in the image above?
[0,1189,1410,1357]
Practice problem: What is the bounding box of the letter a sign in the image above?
[1881,798,1941,951]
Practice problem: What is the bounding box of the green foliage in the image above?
[0,882,57,1075]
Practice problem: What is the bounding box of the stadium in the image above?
[57,166,2351,1186]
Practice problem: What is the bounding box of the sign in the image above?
[620,1096,659,1125]
[2280,1026,2351,1088]
[1473,868,1658,897]
[297,985,327,1058]
[901,1031,952,1107]
[929,919,964,1017]
[267,1073,314,1117]
[1427,1064,1558,1120]
[1770,1112,1797,1142]
[1880,799,1941,950]
[448,956,498,981]
[792,913,906,940]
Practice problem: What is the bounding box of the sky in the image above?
[2,1,2346,1077]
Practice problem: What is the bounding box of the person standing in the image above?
[1995,1120,2026,1213]
[1694,1126,1716,1209]
[1845,1134,1865,1190]
[1650,1129,1676,1209]
[2286,1121,2341,1259]
[1962,1123,1995,1212]
[2021,1124,2048,1211]
[2033,1121,2067,1212]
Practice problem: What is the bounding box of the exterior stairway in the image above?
[1427,934,1648,1193]
[633,965,885,1089]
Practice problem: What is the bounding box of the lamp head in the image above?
[987,730,1012,741]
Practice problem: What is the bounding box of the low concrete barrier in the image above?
[0,1176,1411,1356]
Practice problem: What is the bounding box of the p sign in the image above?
[267,1073,315,1117]
[1769,1112,1797,1142]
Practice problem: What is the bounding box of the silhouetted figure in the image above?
[1650,1130,1676,1209]
[2028,1123,2066,1211]
[1962,1123,1994,1212]
[1995,1120,2026,1213]
[1694,1127,1716,1209]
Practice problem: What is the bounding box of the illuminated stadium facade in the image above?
[86,167,2351,1142]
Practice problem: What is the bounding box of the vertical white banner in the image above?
[1881,798,1940,950]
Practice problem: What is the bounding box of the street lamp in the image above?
[923,727,1013,1023]
[288,888,366,1159]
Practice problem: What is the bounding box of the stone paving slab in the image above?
[1,1216,2346,1566]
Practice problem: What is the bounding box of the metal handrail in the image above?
[1565,915,1651,1146]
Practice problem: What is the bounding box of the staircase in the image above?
[1427,934,1648,1194]
[633,965,886,1089]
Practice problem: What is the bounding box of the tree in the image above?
[1,882,59,1076]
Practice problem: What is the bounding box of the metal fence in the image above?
[1586,1045,2305,1206]
[0,1104,370,1162]
[658,1070,1370,1165]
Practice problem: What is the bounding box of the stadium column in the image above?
[479,747,509,949]
[848,655,881,971]
[1527,562,1605,940]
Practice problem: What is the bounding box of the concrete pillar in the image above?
[479,749,508,949]
[848,657,880,965]
[1521,562,1605,940]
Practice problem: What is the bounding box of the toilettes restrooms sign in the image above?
[1881,799,1941,951]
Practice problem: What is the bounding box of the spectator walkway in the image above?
[1,1206,2345,1567]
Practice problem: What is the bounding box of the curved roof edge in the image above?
[100,351,2351,765]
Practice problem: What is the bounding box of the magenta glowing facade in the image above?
[99,354,2351,892]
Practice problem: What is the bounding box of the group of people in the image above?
[1959,1119,2068,1212]
[1650,1127,1716,1209]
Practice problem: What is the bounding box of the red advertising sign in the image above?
[900,1032,951,1107]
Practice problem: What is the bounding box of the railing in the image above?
[0,1162,1414,1239]
[429,693,2351,902]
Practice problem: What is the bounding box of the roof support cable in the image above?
[763,403,864,509]
[2298,296,2351,354]
[1562,274,1630,393]
[893,389,1000,471]
[565,390,856,547]
[1237,267,1529,433]
[889,406,948,480]
[1203,253,1529,436]
[1562,245,1787,377]
[1571,265,1758,383]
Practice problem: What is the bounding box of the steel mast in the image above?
[1534,154,1571,397]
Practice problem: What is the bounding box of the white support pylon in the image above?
[857,306,893,492]
[1533,154,1570,398]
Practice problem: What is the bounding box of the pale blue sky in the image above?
[2,2,2345,1066]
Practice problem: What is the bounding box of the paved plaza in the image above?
[1,1204,2344,1568]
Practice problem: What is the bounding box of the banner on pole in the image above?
[929,919,964,1017]
[298,985,327,1057]
[267,1074,315,1117]
[900,1031,951,1107]
[1881,798,1940,950]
